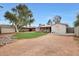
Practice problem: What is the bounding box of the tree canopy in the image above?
[53,15,61,24]
[74,14,79,27]
[47,19,52,25]
[4,4,34,32]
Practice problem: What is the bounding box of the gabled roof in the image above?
[0,24,14,28]
[39,25,51,28]
[22,26,36,29]
[52,23,69,27]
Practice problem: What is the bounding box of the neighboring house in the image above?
[0,25,15,34]
[21,27,36,32]
[39,25,51,32]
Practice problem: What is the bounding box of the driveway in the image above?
[0,33,79,56]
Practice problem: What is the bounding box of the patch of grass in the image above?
[13,32,47,39]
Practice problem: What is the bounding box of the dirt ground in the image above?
[0,33,79,56]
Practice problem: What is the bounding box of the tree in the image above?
[28,10,34,27]
[4,11,19,32]
[4,4,34,32]
[53,15,61,24]
[74,14,79,27]
[47,19,52,25]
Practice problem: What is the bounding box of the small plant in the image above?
[0,37,7,45]
[0,36,14,46]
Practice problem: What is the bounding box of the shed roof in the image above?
[52,23,69,27]
[39,25,51,28]
[0,24,14,28]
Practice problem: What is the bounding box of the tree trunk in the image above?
[14,25,19,32]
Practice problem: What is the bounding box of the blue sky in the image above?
[0,3,79,27]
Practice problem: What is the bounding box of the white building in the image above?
[51,23,68,35]
[0,25,15,34]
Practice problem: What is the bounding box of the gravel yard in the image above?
[0,33,79,56]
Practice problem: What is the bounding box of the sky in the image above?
[0,3,79,27]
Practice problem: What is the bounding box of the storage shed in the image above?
[39,25,51,32]
[0,25,15,34]
[51,23,68,35]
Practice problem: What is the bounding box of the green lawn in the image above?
[13,32,47,39]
